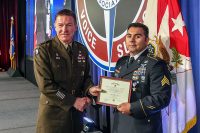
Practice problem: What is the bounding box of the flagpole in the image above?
[7,16,21,77]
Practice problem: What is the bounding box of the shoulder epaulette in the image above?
[41,40,52,45]
[118,56,129,62]
[147,54,158,61]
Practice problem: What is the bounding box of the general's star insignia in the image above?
[161,75,170,86]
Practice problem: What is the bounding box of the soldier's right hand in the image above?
[88,86,101,96]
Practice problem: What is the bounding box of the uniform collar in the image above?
[119,49,149,78]
[53,36,72,61]
[62,42,72,50]
[130,47,147,60]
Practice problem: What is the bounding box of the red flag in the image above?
[144,0,197,133]
[167,0,189,57]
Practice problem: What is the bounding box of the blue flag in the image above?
[9,17,15,60]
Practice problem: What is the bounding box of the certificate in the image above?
[97,76,132,107]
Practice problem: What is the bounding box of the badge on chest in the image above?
[77,50,86,63]
[131,60,148,91]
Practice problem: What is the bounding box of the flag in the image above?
[34,0,37,48]
[143,0,197,133]
[9,16,15,61]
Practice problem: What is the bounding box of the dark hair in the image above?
[127,23,149,38]
[55,9,77,24]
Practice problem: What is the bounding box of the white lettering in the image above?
[82,19,87,30]
[97,0,120,10]
[87,31,92,42]
[80,9,96,50]
[123,41,129,53]
[117,44,123,57]
[81,10,85,19]
[117,41,129,57]
[91,37,96,49]
[85,27,89,35]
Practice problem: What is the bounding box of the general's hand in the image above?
[89,86,101,96]
[117,102,131,115]
[73,97,90,112]
[85,97,91,105]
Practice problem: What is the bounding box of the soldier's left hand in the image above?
[117,102,131,115]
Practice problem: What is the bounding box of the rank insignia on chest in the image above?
[55,53,60,60]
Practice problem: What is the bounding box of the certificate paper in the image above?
[97,76,132,107]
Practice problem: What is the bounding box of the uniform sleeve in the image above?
[34,45,76,112]
[130,61,171,118]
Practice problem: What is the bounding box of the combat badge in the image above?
[138,63,147,82]
[138,68,146,82]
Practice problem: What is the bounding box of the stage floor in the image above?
[0,72,39,133]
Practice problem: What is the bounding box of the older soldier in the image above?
[34,9,98,133]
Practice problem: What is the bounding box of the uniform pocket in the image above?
[51,58,67,81]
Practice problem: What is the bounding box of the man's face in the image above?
[54,15,77,44]
[125,27,149,56]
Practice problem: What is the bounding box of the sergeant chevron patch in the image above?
[161,75,170,86]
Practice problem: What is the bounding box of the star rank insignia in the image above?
[161,75,170,86]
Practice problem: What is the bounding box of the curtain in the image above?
[0,0,18,70]
[179,0,200,132]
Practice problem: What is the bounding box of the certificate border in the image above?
[97,76,132,107]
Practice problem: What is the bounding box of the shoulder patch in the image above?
[161,75,170,86]
[42,39,51,44]
[34,48,39,55]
